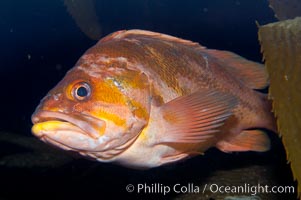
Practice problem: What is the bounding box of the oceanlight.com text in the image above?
[207,183,295,196]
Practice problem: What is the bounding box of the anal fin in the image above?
[216,129,271,153]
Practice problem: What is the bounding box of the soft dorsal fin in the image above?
[206,49,269,89]
[158,89,238,144]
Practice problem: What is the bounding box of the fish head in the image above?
[31,53,151,161]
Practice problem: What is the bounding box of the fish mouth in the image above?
[31,110,106,140]
[31,110,138,160]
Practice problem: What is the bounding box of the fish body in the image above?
[32,30,276,169]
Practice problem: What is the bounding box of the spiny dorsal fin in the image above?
[207,49,269,89]
[99,29,206,50]
[100,30,268,89]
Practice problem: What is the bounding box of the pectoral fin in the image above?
[159,90,238,143]
[216,130,271,152]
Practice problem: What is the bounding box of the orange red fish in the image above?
[31,30,276,169]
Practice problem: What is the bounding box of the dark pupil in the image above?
[77,86,88,97]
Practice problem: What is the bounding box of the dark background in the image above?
[0,0,276,134]
[0,0,297,200]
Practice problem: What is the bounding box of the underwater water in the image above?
[0,0,298,199]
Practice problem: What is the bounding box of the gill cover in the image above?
[75,66,152,159]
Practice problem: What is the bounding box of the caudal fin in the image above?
[259,93,278,133]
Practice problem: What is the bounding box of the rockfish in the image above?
[31,30,276,169]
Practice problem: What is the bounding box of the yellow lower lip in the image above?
[32,121,77,136]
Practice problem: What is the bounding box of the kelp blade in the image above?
[64,0,102,40]
[259,17,301,198]
[268,0,301,20]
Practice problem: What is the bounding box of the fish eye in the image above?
[72,82,91,101]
